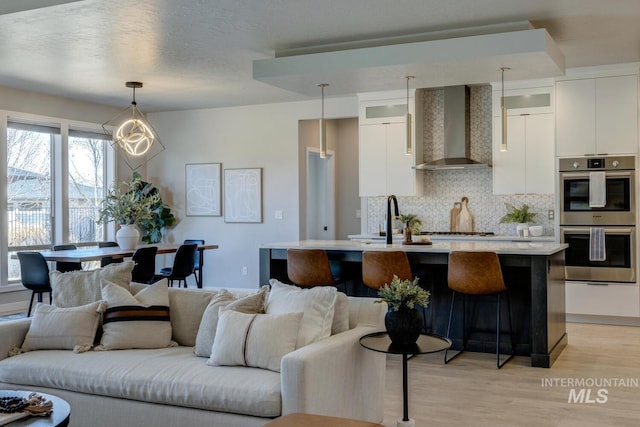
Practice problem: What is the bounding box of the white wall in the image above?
[147,96,358,289]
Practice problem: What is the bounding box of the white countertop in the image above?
[348,233,556,243]
[262,240,567,256]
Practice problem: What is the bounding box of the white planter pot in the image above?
[516,223,529,237]
[116,224,140,250]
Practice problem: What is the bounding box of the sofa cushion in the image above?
[208,309,302,372]
[0,346,282,417]
[50,261,135,308]
[266,279,337,348]
[332,291,350,334]
[96,279,174,350]
[194,287,268,357]
[21,301,105,353]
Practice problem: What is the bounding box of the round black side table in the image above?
[0,390,70,427]
[360,331,451,427]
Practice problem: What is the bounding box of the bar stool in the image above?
[444,251,515,369]
[286,249,337,287]
[361,251,427,331]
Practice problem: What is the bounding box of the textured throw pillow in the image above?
[21,301,105,353]
[130,282,217,346]
[266,279,337,348]
[332,291,350,334]
[96,278,174,350]
[51,261,135,308]
[208,308,303,372]
[194,286,269,357]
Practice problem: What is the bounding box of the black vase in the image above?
[385,305,423,345]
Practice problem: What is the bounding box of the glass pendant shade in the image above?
[499,67,510,152]
[405,76,414,155]
[318,83,329,159]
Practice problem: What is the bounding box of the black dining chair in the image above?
[157,243,197,288]
[17,252,52,317]
[98,241,123,267]
[131,246,158,284]
[159,239,204,287]
[52,244,82,273]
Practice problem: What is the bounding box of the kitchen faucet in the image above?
[386,195,399,244]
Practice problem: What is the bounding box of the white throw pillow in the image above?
[194,286,269,357]
[208,308,302,372]
[21,301,105,353]
[332,291,350,334]
[96,278,174,350]
[266,279,337,348]
[51,261,135,308]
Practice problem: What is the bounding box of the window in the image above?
[4,119,115,284]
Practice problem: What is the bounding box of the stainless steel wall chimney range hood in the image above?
[414,85,489,170]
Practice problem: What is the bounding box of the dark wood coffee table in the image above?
[0,390,69,427]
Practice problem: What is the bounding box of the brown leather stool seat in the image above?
[287,249,337,287]
[444,251,515,368]
[362,251,413,290]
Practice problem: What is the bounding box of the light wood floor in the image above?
[382,322,640,427]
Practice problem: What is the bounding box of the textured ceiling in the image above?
[1,0,640,112]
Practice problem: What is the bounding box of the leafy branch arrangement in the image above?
[499,203,537,224]
[376,275,430,312]
[97,172,176,243]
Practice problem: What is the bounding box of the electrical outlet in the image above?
[356,209,361,218]
[548,209,554,220]
[242,266,248,275]
[274,210,283,220]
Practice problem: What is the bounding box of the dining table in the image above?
[36,243,218,288]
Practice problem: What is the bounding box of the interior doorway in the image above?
[306,148,335,239]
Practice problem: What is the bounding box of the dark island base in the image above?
[260,248,567,368]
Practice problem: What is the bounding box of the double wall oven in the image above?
[559,156,636,283]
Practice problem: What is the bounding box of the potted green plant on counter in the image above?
[500,203,537,236]
[376,275,430,345]
[398,213,422,235]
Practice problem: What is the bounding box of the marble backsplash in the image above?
[366,85,556,236]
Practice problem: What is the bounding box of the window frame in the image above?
[1,110,117,285]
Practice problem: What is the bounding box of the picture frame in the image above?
[185,163,221,216]
[224,168,262,223]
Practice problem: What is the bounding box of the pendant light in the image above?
[317,83,329,158]
[499,67,510,152]
[103,81,165,171]
[405,75,414,155]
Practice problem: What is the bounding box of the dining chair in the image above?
[131,246,158,284]
[52,244,82,273]
[157,243,197,288]
[17,252,52,317]
[444,251,515,368]
[159,239,204,287]
[98,241,123,267]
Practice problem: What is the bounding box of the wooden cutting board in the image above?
[450,202,461,232]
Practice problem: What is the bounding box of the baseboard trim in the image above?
[0,301,28,317]
[567,314,640,326]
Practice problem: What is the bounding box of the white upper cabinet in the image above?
[358,91,423,197]
[492,114,555,194]
[556,74,638,156]
[491,83,555,195]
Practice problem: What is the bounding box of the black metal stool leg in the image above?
[444,291,465,364]
[497,292,515,369]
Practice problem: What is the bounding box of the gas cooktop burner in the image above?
[420,231,495,236]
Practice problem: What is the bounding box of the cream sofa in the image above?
[0,287,387,427]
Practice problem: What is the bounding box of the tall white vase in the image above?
[116,224,140,250]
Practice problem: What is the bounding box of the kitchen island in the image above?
[259,240,568,368]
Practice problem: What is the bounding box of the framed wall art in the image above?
[185,163,221,216]
[224,167,262,223]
